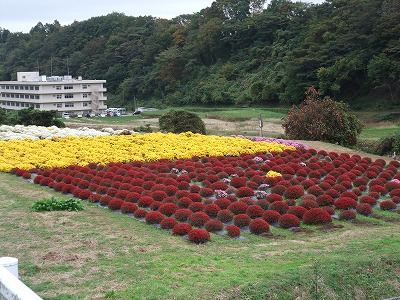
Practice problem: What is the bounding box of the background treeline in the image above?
[0,0,399,109]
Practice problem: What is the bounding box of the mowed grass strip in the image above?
[1,172,399,300]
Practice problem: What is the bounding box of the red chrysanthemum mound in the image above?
[236,187,254,198]
[188,212,211,227]
[303,208,332,225]
[338,210,356,221]
[160,218,178,230]
[158,203,179,217]
[228,201,249,215]
[230,177,247,188]
[389,189,400,198]
[108,198,124,210]
[262,210,281,223]
[133,209,148,218]
[356,203,372,216]
[188,229,210,244]
[212,210,232,224]
[226,225,241,237]
[214,198,232,210]
[246,205,264,219]
[203,204,221,218]
[137,196,154,208]
[172,223,193,236]
[334,197,358,210]
[204,220,224,232]
[268,201,289,215]
[174,208,193,222]
[380,200,397,211]
[286,206,308,218]
[233,214,252,227]
[299,199,319,210]
[121,202,138,214]
[265,192,283,203]
[278,214,301,228]
[283,185,304,199]
[249,218,270,234]
[359,195,377,206]
[145,211,165,224]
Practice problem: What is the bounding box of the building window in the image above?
[35,86,39,90]
[56,94,62,99]
[64,85,73,90]
[35,104,40,108]
[65,102,74,107]
[64,94,73,99]
[82,84,87,89]
[83,102,92,107]
[56,103,62,108]
[56,86,61,90]
[35,95,39,99]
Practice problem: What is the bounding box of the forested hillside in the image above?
[0,0,399,108]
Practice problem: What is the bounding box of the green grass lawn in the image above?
[1,173,399,300]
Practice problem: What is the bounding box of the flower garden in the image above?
[1,125,400,244]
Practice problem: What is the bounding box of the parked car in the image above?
[62,112,70,119]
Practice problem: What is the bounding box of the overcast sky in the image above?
[2,0,326,33]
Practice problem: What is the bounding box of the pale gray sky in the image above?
[1,0,326,33]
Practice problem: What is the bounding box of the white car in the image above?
[62,113,70,119]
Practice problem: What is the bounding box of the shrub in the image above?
[188,229,210,244]
[159,110,206,134]
[380,200,397,211]
[233,214,252,227]
[334,197,358,210]
[188,212,211,227]
[204,220,224,232]
[338,210,356,221]
[172,223,193,236]
[226,225,241,237]
[278,214,301,228]
[121,202,138,214]
[316,195,334,207]
[282,88,362,146]
[188,202,205,212]
[145,211,165,224]
[249,218,270,234]
[108,198,124,210]
[359,195,377,206]
[322,206,335,215]
[303,208,332,225]
[31,197,84,212]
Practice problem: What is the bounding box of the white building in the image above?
[0,72,107,116]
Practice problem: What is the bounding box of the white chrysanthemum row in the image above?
[0,125,136,141]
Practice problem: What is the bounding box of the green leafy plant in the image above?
[31,197,84,212]
[282,87,362,146]
[159,110,206,134]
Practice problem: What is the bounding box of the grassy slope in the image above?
[1,173,399,300]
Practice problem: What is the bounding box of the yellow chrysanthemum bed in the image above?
[0,132,294,172]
